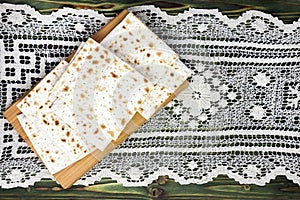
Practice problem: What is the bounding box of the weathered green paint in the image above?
[1,0,300,23]
[1,176,300,199]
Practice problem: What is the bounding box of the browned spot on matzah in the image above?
[122,25,126,29]
[121,118,126,126]
[78,56,82,61]
[148,42,154,47]
[46,150,50,154]
[136,39,140,43]
[43,119,48,125]
[118,94,122,99]
[39,105,43,109]
[46,79,51,83]
[147,53,151,57]
[87,55,93,60]
[80,93,85,98]
[95,47,99,52]
[123,37,128,41]
[100,124,106,129]
[87,68,93,74]
[88,39,94,44]
[76,143,80,148]
[123,64,130,70]
[144,78,148,83]
[93,129,99,134]
[32,134,36,137]
[55,120,59,125]
[63,86,69,92]
[104,50,108,55]
[62,125,65,131]
[105,58,111,63]
[72,63,77,67]
[100,55,104,59]
[170,72,174,77]
[76,67,81,72]
[61,138,66,142]
[50,158,55,163]
[127,109,133,115]
[110,72,119,78]
[71,138,75,142]
[34,101,38,106]
[83,48,87,52]
[66,131,70,137]
[35,88,40,92]
[129,31,133,36]
[144,87,150,93]
[109,108,113,112]
[86,114,93,120]
[28,94,31,97]
[126,18,131,24]
[107,131,114,137]
[137,100,142,104]
[156,52,162,56]
[92,60,99,64]
[82,74,87,79]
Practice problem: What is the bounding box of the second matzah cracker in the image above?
[101,12,192,118]
[51,38,154,143]
[16,60,101,174]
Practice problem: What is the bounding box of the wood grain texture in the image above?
[2,6,189,189]
[1,176,300,199]
[1,0,300,23]
[1,0,300,198]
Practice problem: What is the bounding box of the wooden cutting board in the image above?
[3,9,188,189]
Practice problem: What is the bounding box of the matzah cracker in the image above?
[16,60,101,174]
[51,38,154,142]
[101,13,192,118]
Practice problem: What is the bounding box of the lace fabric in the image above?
[0,3,299,188]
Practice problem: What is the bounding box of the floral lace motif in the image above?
[0,4,299,188]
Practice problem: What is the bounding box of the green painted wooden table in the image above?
[1,1,300,199]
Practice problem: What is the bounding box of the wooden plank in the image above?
[2,0,300,23]
[0,176,300,199]
[1,0,300,197]
[3,9,132,189]
[3,8,189,189]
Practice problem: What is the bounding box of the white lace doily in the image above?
[0,3,299,188]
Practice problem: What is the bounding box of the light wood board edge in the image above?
[4,9,130,189]
[3,9,189,189]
